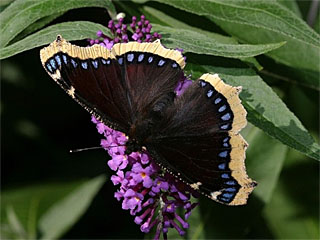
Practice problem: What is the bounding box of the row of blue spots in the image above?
[116,53,178,68]
[223,137,230,148]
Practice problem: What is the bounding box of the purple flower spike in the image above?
[90,15,197,239]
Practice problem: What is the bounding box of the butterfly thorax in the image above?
[125,92,176,155]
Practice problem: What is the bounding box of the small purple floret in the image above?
[89,15,197,239]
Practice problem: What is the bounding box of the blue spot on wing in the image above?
[81,61,88,69]
[138,54,144,62]
[127,53,134,62]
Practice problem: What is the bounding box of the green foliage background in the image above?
[1,0,319,239]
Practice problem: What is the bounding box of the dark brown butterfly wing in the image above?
[146,74,256,205]
[40,37,185,133]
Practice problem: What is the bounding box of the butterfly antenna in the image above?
[70,144,127,153]
[69,146,102,153]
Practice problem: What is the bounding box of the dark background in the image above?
[1,1,319,239]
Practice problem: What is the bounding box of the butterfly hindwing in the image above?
[147,74,256,205]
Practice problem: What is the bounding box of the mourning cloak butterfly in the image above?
[40,36,257,205]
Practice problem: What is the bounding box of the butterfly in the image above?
[40,36,256,205]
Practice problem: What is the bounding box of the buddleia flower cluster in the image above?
[89,14,197,239]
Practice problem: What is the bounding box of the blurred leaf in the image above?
[186,63,320,160]
[6,206,27,239]
[263,182,319,238]
[152,24,286,58]
[0,21,111,60]
[143,6,237,43]
[1,179,89,231]
[39,175,106,240]
[156,0,320,73]
[0,0,115,48]
[186,201,207,239]
[277,0,302,18]
[246,127,288,203]
[143,6,262,70]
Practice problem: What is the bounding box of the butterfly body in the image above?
[40,36,256,205]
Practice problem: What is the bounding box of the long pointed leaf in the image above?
[156,0,320,72]
[0,0,115,47]
[152,24,285,58]
[0,21,112,60]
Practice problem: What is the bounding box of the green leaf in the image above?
[156,0,320,72]
[38,175,106,240]
[142,6,263,70]
[186,63,320,161]
[152,24,285,58]
[277,0,302,18]
[246,126,288,203]
[263,181,319,238]
[1,179,89,233]
[0,21,112,60]
[0,0,115,48]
